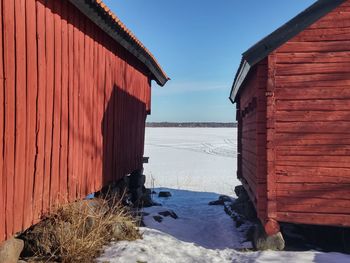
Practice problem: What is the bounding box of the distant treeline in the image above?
[146,122,237,128]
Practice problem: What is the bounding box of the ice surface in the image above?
[144,128,239,196]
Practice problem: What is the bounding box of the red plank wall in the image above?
[238,59,268,222]
[0,0,151,242]
[271,0,350,226]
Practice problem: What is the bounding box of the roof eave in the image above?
[68,0,169,87]
[229,60,251,103]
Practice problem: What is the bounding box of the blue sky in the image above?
[104,0,315,122]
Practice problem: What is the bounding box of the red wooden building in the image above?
[0,0,168,243]
[230,0,350,236]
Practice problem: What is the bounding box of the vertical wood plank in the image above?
[43,0,55,213]
[14,0,27,232]
[266,54,277,222]
[106,46,114,184]
[85,21,93,195]
[33,0,46,223]
[72,6,80,199]
[24,0,38,229]
[97,30,106,190]
[111,46,117,181]
[67,2,76,202]
[60,0,69,203]
[113,49,121,181]
[3,0,15,238]
[78,15,85,197]
[92,25,98,192]
[50,0,62,206]
[0,0,5,241]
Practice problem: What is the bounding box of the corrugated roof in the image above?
[69,0,169,86]
[229,0,346,103]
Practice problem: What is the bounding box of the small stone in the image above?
[158,210,178,219]
[253,225,285,251]
[0,237,24,263]
[234,185,245,197]
[208,199,224,206]
[153,216,163,223]
[111,224,124,239]
[219,195,232,202]
[158,191,172,198]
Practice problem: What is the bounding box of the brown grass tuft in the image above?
[22,196,141,263]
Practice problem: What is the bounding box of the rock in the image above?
[110,221,137,241]
[158,210,178,219]
[111,224,124,240]
[219,195,232,203]
[234,185,245,197]
[158,191,172,198]
[230,199,257,221]
[253,225,285,251]
[129,170,145,189]
[153,216,163,223]
[209,199,225,206]
[139,190,155,208]
[130,186,144,204]
[0,237,24,263]
[21,219,59,258]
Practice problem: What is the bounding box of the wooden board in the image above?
[67,2,75,202]
[14,0,27,233]
[33,0,46,222]
[43,0,55,214]
[0,0,5,241]
[3,0,16,238]
[50,0,62,207]
[24,0,38,229]
[60,1,69,203]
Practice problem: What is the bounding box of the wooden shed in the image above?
[230,0,350,236]
[0,0,168,243]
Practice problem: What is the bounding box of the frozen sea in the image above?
[143,127,239,196]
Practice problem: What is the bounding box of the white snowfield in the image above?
[97,128,350,263]
[144,128,240,196]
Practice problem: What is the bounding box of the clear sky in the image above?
[104,0,316,122]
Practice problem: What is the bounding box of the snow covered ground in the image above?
[97,128,350,263]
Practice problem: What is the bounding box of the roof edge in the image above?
[229,60,251,103]
[230,0,346,102]
[69,0,169,86]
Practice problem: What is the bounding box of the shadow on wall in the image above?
[101,85,147,187]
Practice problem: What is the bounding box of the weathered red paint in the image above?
[236,1,350,233]
[0,0,157,243]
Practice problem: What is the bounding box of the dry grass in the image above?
[22,196,141,263]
